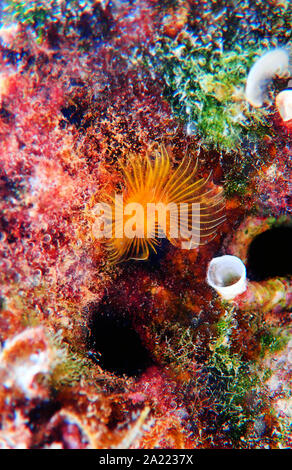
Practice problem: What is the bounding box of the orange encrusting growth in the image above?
[100,146,225,263]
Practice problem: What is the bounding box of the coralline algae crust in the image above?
[0,0,291,450]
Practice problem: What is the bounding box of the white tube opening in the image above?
[276,89,292,122]
[245,48,290,107]
[207,255,247,300]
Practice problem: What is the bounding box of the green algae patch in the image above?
[4,0,114,45]
[205,308,265,443]
[259,328,290,358]
[4,0,55,41]
[143,0,292,156]
[150,320,198,379]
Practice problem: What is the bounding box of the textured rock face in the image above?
[0,0,291,449]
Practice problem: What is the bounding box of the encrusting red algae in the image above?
[0,0,291,449]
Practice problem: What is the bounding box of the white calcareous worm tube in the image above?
[276,89,292,121]
[245,48,290,107]
[207,255,247,300]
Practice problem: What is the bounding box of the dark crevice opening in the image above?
[246,226,292,281]
[28,400,62,433]
[87,300,153,377]
[130,238,172,272]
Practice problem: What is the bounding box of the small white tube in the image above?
[275,89,292,121]
[207,255,247,300]
[245,48,290,107]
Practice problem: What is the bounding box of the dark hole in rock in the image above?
[87,301,153,377]
[246,226,292,281]
[77,12,93,39]
[0,106,14,124]
[45,23,60,49]
[28,400,62,432]
[130,238,172,273]
[61,104,86,128]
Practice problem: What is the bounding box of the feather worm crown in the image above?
[94,146,225,263]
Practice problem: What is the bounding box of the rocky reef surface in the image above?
[0,0,291,449]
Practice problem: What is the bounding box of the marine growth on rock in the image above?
[0,0,291,452]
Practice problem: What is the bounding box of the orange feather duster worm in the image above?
[96,146,225,263]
